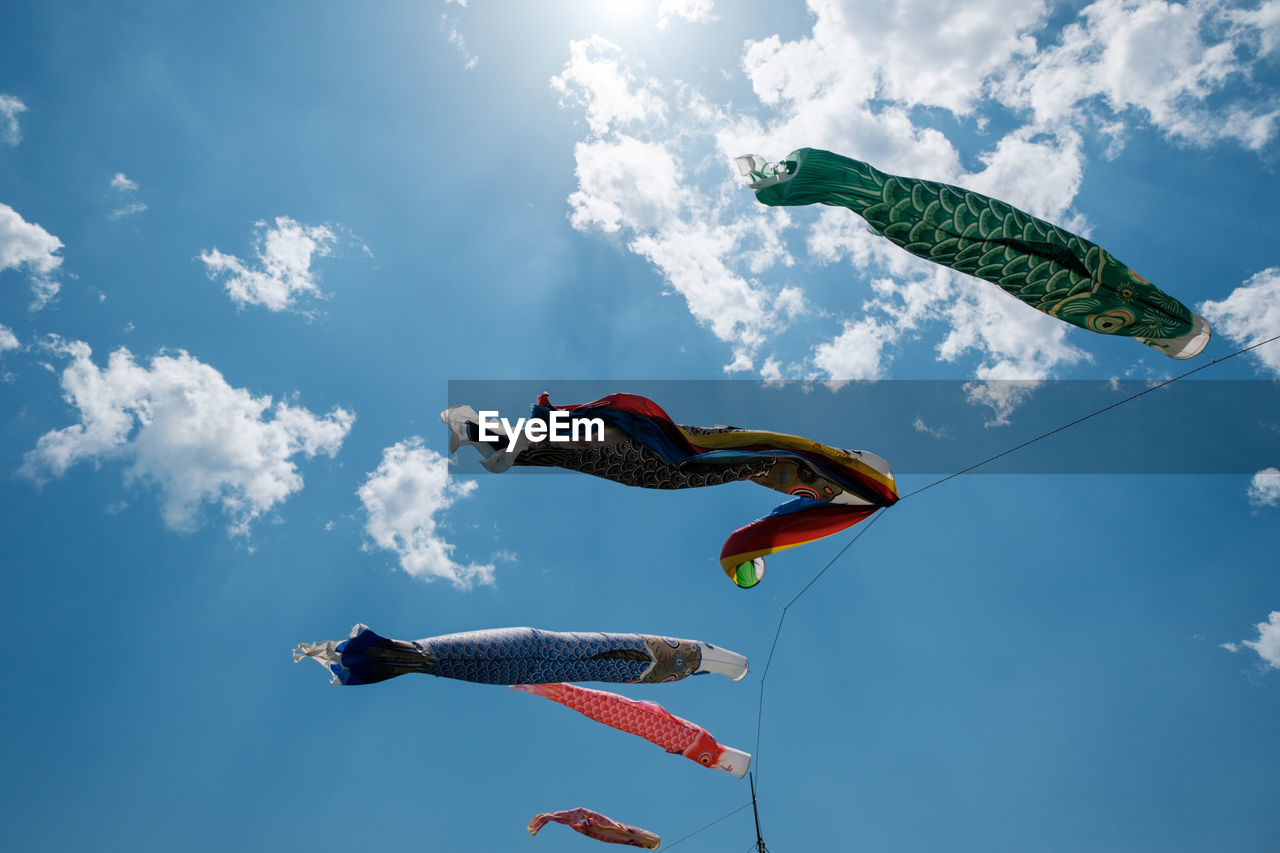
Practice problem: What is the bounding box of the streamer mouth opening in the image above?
[715,746,752,778]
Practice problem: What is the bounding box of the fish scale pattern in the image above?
[756,147,1196,342]
[517,682,700,754]
[419,628,657,684]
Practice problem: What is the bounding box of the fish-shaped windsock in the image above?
[511,682,750,778]
[736,148,1211,359]
[293,625,749,686]
[528,808,660,849]
[443,392,897,589]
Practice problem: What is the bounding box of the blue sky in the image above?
[2,1,1279,850]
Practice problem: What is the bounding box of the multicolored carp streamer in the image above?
[511,682,750,778]
[737,148,1211,359]
[443,392,897,588]
[528,808,660,849]
[294,625,748,686]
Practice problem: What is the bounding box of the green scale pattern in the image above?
[754,148,1195,342]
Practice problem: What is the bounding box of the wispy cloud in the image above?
[912,416,948,438]
[441,9,478,70]
[0,323,18,352]
[357,437,495,589]
[200,217,338,312]
[0,93,26,146]
[21,339,354,536]
[107,172,147,219]
[0,201,64,309]
[108,202,147,221]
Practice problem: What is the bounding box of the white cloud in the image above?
[110,172,138,192]
[1228,0,1280,56]
[962,379,1044,428]
[551,36,667,135]
[567,135,688,233]
[0,201,63,309]
[21,340,353,536]
[912,416,947,438]
[0,324,18,352]
[0,93,26,146]
[657,0,716,29]
[200,217,337,311]
[963,125,1086,224]
[1200,268,1280,375]
[1247,467,1280,506]
[1222,610,1280,669]
[767,0,1048,117]
[998,0,1279,151]
[357,437,495,589]
[813,315,898,380]
[940,280,1088,380]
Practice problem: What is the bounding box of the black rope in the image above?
[901,332,1280,500]
[662,803,753,850]
[747,331,1280,802]
[662,335,1279,850]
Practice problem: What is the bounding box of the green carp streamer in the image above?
[738,148,1210,359]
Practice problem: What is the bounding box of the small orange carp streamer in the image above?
[528,808,660,849]
[511,682,749,777]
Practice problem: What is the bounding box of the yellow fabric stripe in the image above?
[678,427,896,493]
[719,534,834,576]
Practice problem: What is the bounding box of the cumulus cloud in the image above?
[1200,268,1280,376]
[357,438,495,589]
[553,38,797,371]
[998,0,1279,151]
[0,201,63,308]
[1221,610,1280,670]
[748,0,1049,117]
[657,0,716,29]
[200,217,337,311]
[0,324,18,352]
[812,315,898,380]
[110,173,138,192]
[0,93,26,146]
[1247,467,1280,507]
[551,36,667,135]
[21,340,354,536]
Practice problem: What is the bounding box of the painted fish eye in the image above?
[698,752,713,765]
[1086,309,1133,334]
